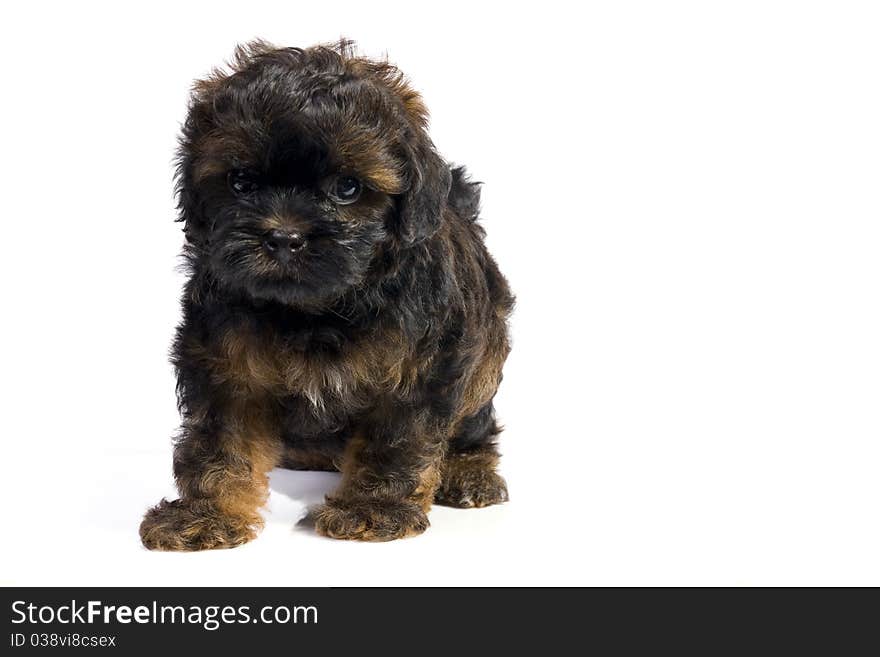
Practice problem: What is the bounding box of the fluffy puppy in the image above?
[140,40,514,549]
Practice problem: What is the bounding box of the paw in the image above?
[435,471,509,508]
[313,498,428,541]
[139,499,259,551]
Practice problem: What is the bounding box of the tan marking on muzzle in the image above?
[260,215,308,233]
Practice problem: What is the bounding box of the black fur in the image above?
[140,41,513,549]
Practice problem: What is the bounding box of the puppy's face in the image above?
[177,42,451,308]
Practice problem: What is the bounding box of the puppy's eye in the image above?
[327,175,362,205]
[228,170,260,196]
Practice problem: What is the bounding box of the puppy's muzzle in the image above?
[263,229,307,264]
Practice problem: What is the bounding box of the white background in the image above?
[1,1,878,586]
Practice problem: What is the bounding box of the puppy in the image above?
[140,40,514,549]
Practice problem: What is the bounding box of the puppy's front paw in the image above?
[313,498,428,541]
[435,471,509,508]
[139,499,258,551]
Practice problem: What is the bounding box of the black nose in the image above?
[262,229,307,262]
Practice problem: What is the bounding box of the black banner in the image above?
[1,588,876,653]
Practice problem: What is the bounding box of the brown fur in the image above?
[435,447,508,508]
[280,446,340,471]
[139,40,514,550]
[141,397,283,550]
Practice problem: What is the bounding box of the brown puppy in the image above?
[139,41,513,549]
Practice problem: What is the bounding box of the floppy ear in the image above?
[174,107,212,248]
[396,132,452,246]
[175,41,277,247]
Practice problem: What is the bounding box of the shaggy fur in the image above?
[140,40,513,549]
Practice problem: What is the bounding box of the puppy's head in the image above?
[176,40,451,308]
